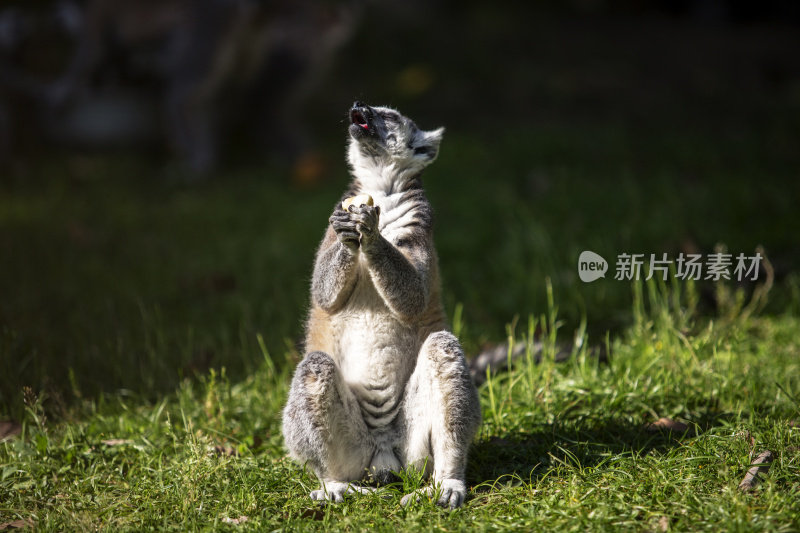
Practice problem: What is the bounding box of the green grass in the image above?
[1,277,799,531]
[1,118,799,529]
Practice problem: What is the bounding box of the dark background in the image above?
[1,0,799,417]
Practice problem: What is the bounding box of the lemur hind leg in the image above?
[401,332,481,509]
[282,351,374,502]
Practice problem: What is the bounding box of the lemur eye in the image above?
[413,146,433,156]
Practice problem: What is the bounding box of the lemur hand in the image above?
[329,208,360,251]
[349,204,381,249]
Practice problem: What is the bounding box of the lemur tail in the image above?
[469,342,549,386]
[469,340,604,386]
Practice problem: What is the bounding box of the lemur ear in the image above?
[413,127,444,160]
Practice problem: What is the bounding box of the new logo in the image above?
[578,250,608,282]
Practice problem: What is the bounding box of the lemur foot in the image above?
[400,478,467,509]
[310,481,375,503]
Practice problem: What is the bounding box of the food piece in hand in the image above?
[341,194,374,211]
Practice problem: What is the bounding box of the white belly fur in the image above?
[331,259,419,424]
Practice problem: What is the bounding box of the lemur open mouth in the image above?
[350,109,369,129]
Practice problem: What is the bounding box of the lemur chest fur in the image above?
[369,190,420,242]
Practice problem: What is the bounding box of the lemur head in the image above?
[347,101,444,181]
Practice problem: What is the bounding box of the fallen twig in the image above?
[101,439,134,446]
[738,450,774,492]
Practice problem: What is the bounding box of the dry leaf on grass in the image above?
[0,519,35,530]
[222,516,248,525]
[645,417,690,434]
[738,450,773,492]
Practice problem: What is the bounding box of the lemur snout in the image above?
[350,102,370,130]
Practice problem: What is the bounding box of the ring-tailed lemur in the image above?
[282,101,481,509]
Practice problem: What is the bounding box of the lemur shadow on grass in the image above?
[466,407,735,487]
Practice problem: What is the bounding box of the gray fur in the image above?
[282,102,481,509]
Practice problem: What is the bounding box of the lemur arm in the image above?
[310,227,360,313]
[362,235,430,322]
